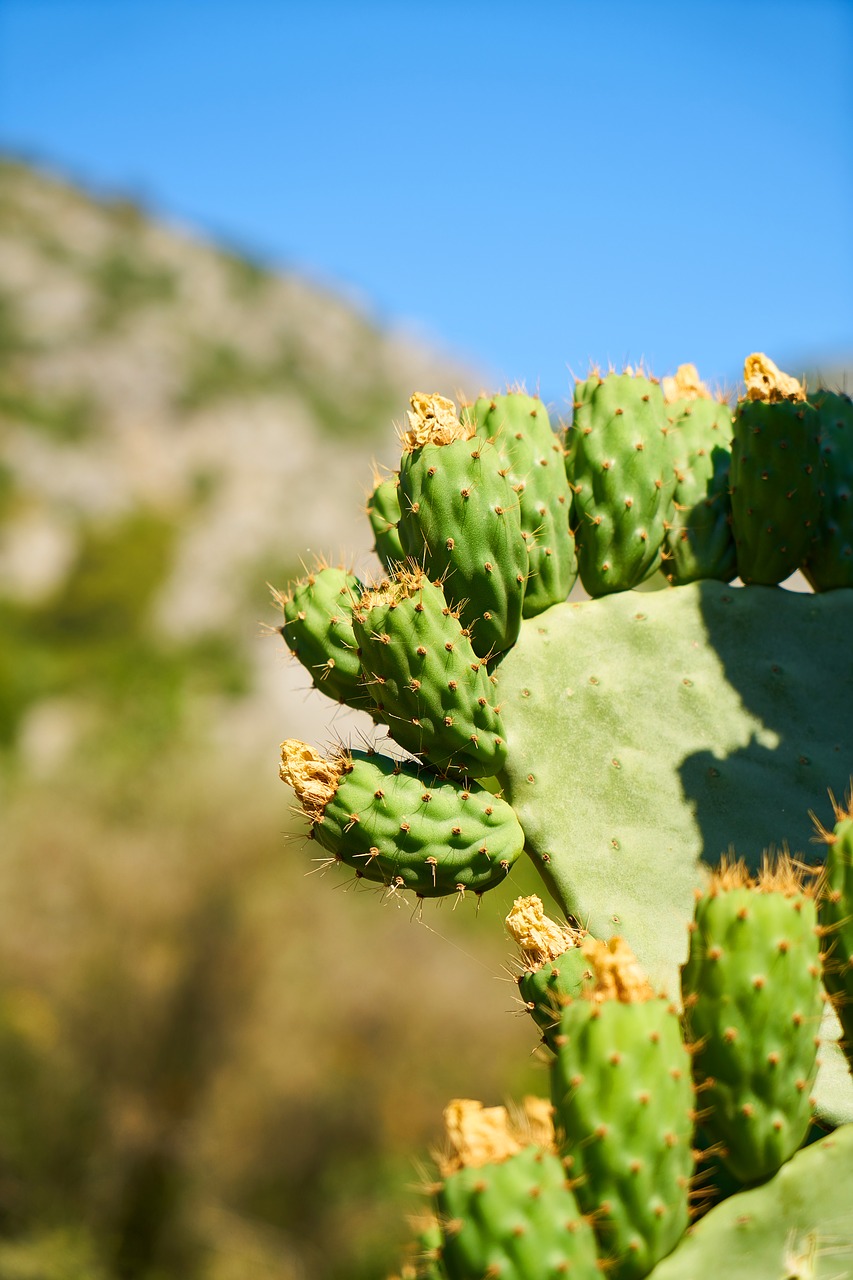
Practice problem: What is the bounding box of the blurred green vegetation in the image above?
[0,508,250,755]
[0,755,546,1280]
[177,336,401,439]
[89,248,178,333]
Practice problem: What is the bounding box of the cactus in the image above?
[461,391,578,616]
[271,357,853,1277]
[567,368,676,594]
[434,1099,599,1280]
[729,354,823,585]
[276,563,365,708]
[352,570,507,778]
[681,859,823,1184]
[367,467,405,570]
[817,793,853,1064]
[279,739,523,898]
[803,388,853,590]
[397,393,528,657]
[661,364,737,586]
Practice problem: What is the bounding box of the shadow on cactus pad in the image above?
[493,579,853,1125]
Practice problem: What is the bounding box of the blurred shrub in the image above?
[0,760,544,1280]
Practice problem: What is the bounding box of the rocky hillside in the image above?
[0,157,476,775]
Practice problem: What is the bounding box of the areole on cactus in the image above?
[274,356,853,1278]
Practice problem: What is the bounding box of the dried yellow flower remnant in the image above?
[518,1095,555,1150]
[744,353,805,403]
[358,566,431,614]
[440,1099,522,1174]
[662,363,712,404]
[402,392,472,451]
[279,739,344,821]
[580,935,655,1004]
[505,894,581,969]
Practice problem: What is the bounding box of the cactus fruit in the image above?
[367,468,405,570]
[397,393,528,658]
[549,936,694,1280]
[506,895,590,1052]
[567,369,676,595]
[351,570,507,778]
[816,794,853,1066]
[803,388,853,591]
[277,564,365,708]
[461,392,578,616]
[279,740,523,898]
[435,1099,600,1280]
[681,858,823,1185]
[661,366,736,586]
[729,354,823,585]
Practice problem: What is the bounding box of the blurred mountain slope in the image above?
[0,155,475,774]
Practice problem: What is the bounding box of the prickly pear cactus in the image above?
[271,357,853,1278]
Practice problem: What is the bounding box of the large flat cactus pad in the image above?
[496,581,853,1123]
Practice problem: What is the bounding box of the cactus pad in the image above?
[494,580,853,1123]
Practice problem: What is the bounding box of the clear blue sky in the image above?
[1,0,851,402]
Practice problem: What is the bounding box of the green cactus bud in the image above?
[568,368,676,596]
[650,1123,853,1280]
[461,392,578,616]
[803,388,853,591]
[277,564,366,708]
[681,857,823,1185]
[817,794,853,1069]
[729,354,823,585]
[367,468,405,570]
[279,741,523,899]
[352,570,507,778]
[506,895,591,1052]
[435,1098,600,1280]
[397,393,528,658]
[661,365,736,586]
[549,937,694,1280]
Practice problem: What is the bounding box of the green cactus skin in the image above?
[493,580,853,1126]
[648,1124,853,1280]
[352,574,507,779]
[681,866,823,1185]
[803,390,853,591]
[367,472,405,570]
[818,805,853,1066]
[567,371,676,596]
[549,941,694,1280]
[280,743,524,899]
[437,1144,599,1280]
[279,565,366,708]
[398,433,528,659]
[518,946,593,1053]
[663,397,737,585]
[461,393,578,617]
[729,396,823,585]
